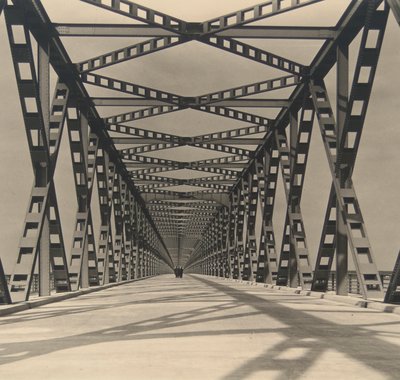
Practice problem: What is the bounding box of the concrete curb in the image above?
[211,276,400,316]
[0,276,154,317]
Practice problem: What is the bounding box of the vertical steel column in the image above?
[221,207,229,277]
[256,143,279,284]
[237,185,246,280]
[227,195,236,279]
[336,41,349,296]
[243,166,259,282]
[112,174,124,282]
[80,106,89,289]
[288,109,298,288]
[232,190,240,279]
[178,235,181,267]
[137,206,143,278]
[131,196,138,279]
[38,39,50,296]
[123,189,133,280]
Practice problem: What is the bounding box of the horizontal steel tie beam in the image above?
[209,99,290,107]
[55,23,337,39]
[54,23,179,37]
[93,97,289,108]
[113,137,263,145]
[216,26,337,39]
[93,97,174,107]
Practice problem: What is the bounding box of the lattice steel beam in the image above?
[196,75,299,105]
[201,37,305,75]
[201,0,325,35]
[81,72,181,104]
[78,36,184,73]
[80,0,188,34]
[105,105,183,124]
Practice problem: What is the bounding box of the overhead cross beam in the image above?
[56,23,337,39]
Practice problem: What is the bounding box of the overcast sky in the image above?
[0,0,399,273]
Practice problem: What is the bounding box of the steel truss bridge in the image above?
[0,0,399,306]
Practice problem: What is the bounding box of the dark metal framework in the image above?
[0,0,399,304]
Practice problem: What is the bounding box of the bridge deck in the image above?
[1,275,400,380]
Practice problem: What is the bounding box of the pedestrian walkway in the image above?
[1,275,400,379]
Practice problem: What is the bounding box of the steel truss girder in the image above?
[148,200,218,205]
[312,2,389,295]
[136,173,236,185]
[110,123,267,144]
[248,0,373,176]
[121,141,252,159]
[5,6,72,301]
[310,78,384,300]
[67,102,100,289]
[125,153,248,171]
[3,0,396,294]
[105,103,273,126]
[138,182,231,192]
[274,95,314,288]
[6,0,173,282]
[113,124,267,162]
[97,74,298,109]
